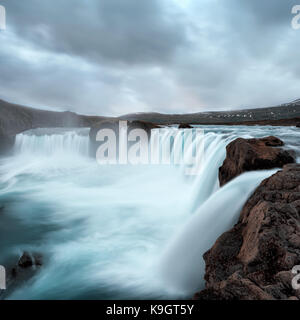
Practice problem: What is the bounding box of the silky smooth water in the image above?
[0,125,299,299]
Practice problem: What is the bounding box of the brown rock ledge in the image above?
[195,164,300,300]
[219,136,295,187]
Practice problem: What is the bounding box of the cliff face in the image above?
[196,164,300,300]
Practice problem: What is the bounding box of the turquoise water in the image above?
[0,125,299,299]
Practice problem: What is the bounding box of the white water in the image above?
[14,128,90,157]
[0,125,299,299]
[159,169,277,293]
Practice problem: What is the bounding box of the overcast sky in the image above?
[0,0,300,116]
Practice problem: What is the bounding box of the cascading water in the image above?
[14,128,90,157]
[158,169,277,294]
[0,125,299,299]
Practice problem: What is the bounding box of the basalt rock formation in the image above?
[195,164,300,300]
[219,136,295,186]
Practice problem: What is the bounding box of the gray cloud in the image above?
[0,0,299,115]
[4,0,188,65]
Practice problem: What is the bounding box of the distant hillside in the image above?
[0,99,108,136]
[0,99,110,153]
[120,101,300,125]
[1,98,300,138]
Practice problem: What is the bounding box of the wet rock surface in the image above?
[196,164,300,300]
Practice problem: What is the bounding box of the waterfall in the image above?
[1,125,299,299]
[14,128,90,157]
[158,169,277,294]
[190,133,230,209]
[151,128,241,210]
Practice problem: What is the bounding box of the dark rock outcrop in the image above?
[178,124,192,129]
[16,252,42,270]
[219,136,295,186]
[11,251,42,280]
[89,119,159,158]
[195,164,300,300]
[0,252,43,299]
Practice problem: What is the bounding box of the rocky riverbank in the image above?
[195,136,300,300]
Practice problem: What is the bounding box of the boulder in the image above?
[11,252,43,278]
[219,136,295,186]
[17,252,42,269]
[195,164,300,300]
